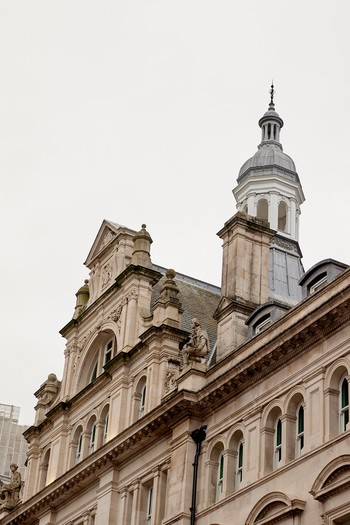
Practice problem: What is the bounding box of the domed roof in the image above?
[238,144,297,180]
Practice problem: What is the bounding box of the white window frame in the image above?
[76,432,83,463]
[139,384,146,419]
[296,404,304,457]
[103,414,109,444]
[340,376,349,433]
[236,441,243,486]
[255,316,271,334]
[216,453,224,500]
[274,418,282,468]
[146,485,153,521]
[104,340,113,365]
[89,424,96,454]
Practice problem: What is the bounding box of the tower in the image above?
[216,87,306,359]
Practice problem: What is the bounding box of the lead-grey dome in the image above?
[238,144,297,181]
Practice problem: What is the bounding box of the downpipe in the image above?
[190,425,207,525]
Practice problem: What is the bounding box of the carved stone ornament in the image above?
[99,230,116,252]
[101,262,113,289]
[271,237,298,254]
[164,360,180,395]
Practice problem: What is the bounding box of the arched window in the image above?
[76,431,83,464]
[146,486,153,520]
[340,377,349,432]
[326,365,349,440]
[79,332,116,388]
[257,198,268,222]
[103,413,109,445]
[207,442,225,504]
[89,424,96,454]
[275,418,282,467]
[236,441,243,486]
[133,376,147,422]
[296,404,304,456]
[217,453,224,499]
[278,201,288,232]
[140,385,146,419]
[39,448,50,490]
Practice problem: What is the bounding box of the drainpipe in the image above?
[190,425,207,525]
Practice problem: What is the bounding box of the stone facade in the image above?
[1,97,350,525]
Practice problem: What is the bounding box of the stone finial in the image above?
[159,269,180,303]
[73,279,89,319]
[131,224,153,268]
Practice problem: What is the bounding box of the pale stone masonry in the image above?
[1,94,350,525]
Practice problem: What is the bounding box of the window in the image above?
[84,334,116,387]
[146,486,153,521]
[90,362,98,383]
[309,272,327,294]
[217,454,224,499]
[254,314,271,334]
[257,198,268,222]
[76,432,83,463]
[278,201,287,232]
[89,424,96,453]
[139,385,146,418]
[296,405,304,456]
[104,340,113,365]
[236,441,243,486]
[274,419,282,466]
[340,377,349,432]
[103,414,109,444]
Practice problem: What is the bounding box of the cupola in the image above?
[234,84,305,243]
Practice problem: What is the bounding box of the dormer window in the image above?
[309,274,327,294]
[254,314,271,334]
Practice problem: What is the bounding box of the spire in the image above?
[269,81,275,110]
[258,82,284,148]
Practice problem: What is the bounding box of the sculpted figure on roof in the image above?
[0,464,22,510]
[182,318,210,366]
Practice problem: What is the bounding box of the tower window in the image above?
[278,201,287,232]
[257,198,268,222]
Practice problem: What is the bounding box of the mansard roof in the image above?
[151,265,220,350]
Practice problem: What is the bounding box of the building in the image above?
[0,405,28,482]
[1,92,350,525]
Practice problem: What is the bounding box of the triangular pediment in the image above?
[84,220,136,268]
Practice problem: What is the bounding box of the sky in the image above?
[0,1,349,425]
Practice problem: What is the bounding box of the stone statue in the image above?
[182,318,210,366]
[0,464,22,510]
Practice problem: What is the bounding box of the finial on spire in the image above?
[268,81,275,110]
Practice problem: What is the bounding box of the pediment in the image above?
[310,455,350,502]
[84,220,135,268]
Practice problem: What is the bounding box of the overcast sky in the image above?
[1,1,349,425]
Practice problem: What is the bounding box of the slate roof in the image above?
[151,265,220,351]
